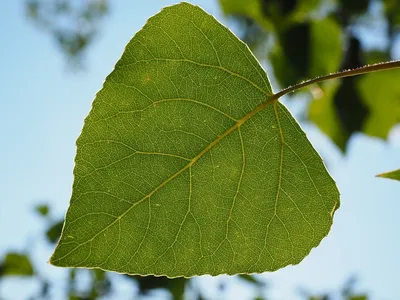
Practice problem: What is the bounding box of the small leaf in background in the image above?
[308,18,342,79]
[334,77,368,138]
[308,80,349,150]
[219,0,274,32]
[333,36,369,139]
[50,2,339,277]
[35,204,50,217]
[337,0,370,15]
[309,68,400,151]
[272,18,342,89]
[376,169,400,181]
[281,22,311,79]
[46,220,64,244]
[300,276,369,300]
[309,45,400,151]
[238,274,266,287]
[357,69,400,139]
[88,269,112,298]
[309,35,370,151]
[342,277,369,300]
[131,275,186,300]
[348,296,368,300]
[0,252,34,277]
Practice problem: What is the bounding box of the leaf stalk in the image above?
[274,60,400,99]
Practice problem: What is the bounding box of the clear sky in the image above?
[1,1,399,300]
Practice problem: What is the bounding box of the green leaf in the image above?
[357,70,400,139]
[35,204,50,217]
[271,18,342,88]
[308,80,349,150]
[310,69,400,150]
[0,252,34,277]
[132,275,186,299]
[338,0,369,14]
[50,2,339,277]
[219,0,274,32]
[308,18,342,78]
[238,274,265,287]
[46,220,64,243]
[348,296,368,300]
[376,169,400,181]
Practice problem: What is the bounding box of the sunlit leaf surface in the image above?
[51,3,339,277]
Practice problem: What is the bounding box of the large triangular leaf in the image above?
[50,2,339,277]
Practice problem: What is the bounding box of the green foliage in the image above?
[376,169,400,181]
[270,17,342,88]
[358,71,400,139]
[0,252,34,277]
[46,220,64,244]
[308,80,349,149]
[348,296,368,300]
[35,204,49,217]
[309,69,400,151]
[132,275,186,300]
[50,3,339,277]
[220,0,400,150]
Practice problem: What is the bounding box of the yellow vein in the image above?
[272,104,294,257]
[251,103,285,268]
[145,167,193,270]
[120,197,152,270]
[273,103,284,215]
[225,127,246,239]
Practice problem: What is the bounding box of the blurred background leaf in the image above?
[0,252,34,277]
[35,204,49,217]
[218,0,400,151]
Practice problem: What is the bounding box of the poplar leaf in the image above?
[50,2,339,277]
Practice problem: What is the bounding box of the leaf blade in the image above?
[50,2,339,277]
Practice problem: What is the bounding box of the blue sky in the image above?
[1,1,400,299]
